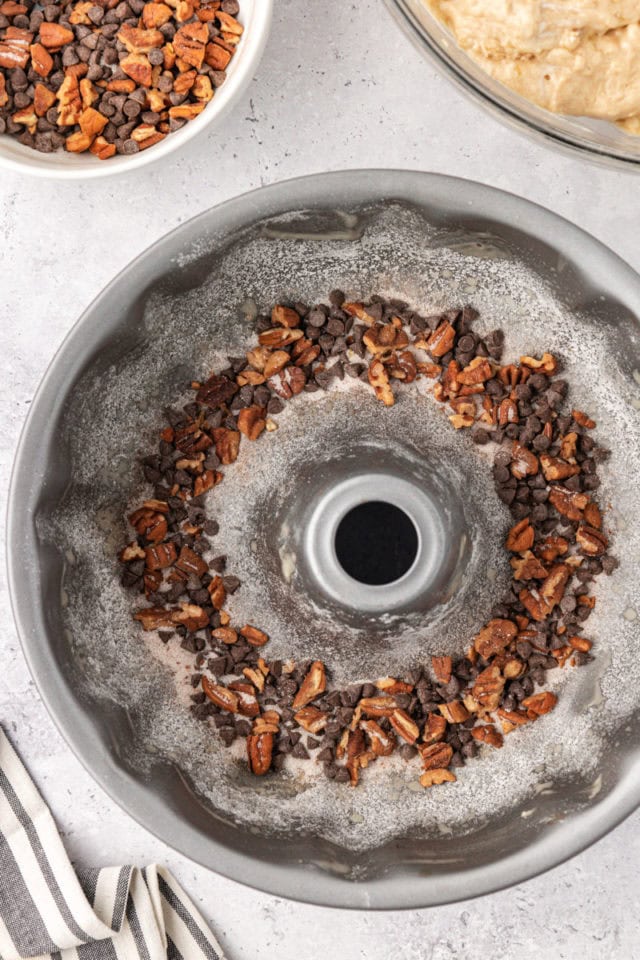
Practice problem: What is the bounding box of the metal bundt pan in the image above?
[7,171,640,908]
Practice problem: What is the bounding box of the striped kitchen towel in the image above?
[0,727,225,960]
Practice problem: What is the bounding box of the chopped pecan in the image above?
[438,701,470,723]
[133,606,175,630]
[30,41,53,77]
[576,524,608,557]
[243,667,265,692]
[211,626,238,645]
[56,73,82,126]
[342,302,377,324]
[471,724,503,748]
[510,443,539,479]
[263,350,290,378]
[207,575,225,608]
[376,677,413,694]
[292,661,326,710]
[120,53,153,86]
[520,352,557,374]
[213,427,240,464]
[540,562,571,607]
[117,23,164,53]
[247,732,274,775]
[237,405,266,440]
[130,122,166,149]
[457,356,493,385]
[498,397,519,425]
[258,327,304,348]
[559,432,578,460]
[363,322,409,355]
[389,709,420,743]
[471,665,505,712]
[518,587,551,622]
[389,350,418,382]
[175,544,208,578]
[228,681,259,718]
[144,541,177,570]
[431,655,452,684]
[522,691,557,716]
[424,320,456,358]
[240,625,269,647]
[422,712,447,744]
[79,106,107,138]
[540,454,581,481]
[510,551,548,581]
[419,741,453,770]
[271,305,300,327]
[583,501,602,530]
[196,373,238,408]
[143,1,173,27]
[269,365,306,399]
[572,409,596,429]
[358,695,397,717]
[419,768,456,787]
[202,677,239,712]
[38,21,72,49]
[294,705,328,733]
[537,534,569,561]
[474,618,517,659]
[168,103,205,122]
[172,602,208,631]
[368,359,394,406]
[496,708,529,733]
[505,518,534,553]
[361,719,395,756]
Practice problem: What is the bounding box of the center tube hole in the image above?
[334,500,419,586]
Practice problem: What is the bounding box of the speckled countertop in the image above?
[1,1,639,957]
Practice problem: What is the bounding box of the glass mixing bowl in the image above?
[386,0,640,170]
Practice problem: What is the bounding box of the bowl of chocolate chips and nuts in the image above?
[0,0,272,176]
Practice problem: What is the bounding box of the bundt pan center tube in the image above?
[7,170,640,909]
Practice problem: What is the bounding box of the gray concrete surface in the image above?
[1,1,638,957]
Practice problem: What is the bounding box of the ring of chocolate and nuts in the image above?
[0,0,241,158]
[119,294,615,788]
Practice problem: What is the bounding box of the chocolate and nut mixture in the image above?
[119,293,617,789]
[0,0,241,157]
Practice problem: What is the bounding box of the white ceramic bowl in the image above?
[0,0,272,179]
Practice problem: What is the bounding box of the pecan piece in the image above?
[258,326,304,348]
[368,359,394,406]
[228,681,260,717]
[263,350,290,378]
[117,23,164,53]
[540,562,571,607]
[431,655,452,684]
[537,535,569,561]
[520,352,557,374]
[144,541,177,570]
[358,695,397,717]
[292,660,326,710]
[425,320,456,358]
[496,708,530,733]
[202,677,239,712]
[247,732,274,775]
[133,606,175,630]
[39,22,73,49]
[457,356,493,384]
[175,544,208,579]
[389,709,420,744]
[361,719,395,756]
[294,705,328,733]
[540,454,581,481]
[237,405,266,440]
[419,769,456,788]
[576,524,608,556]
[271,305,300,328]
[422,712,447,744]
[363,322,409,355]
[419,741,453,770]
[269,365,306,399]
[240,625,269,647]
[172,602,208,631]
[518,587,551,622]
[196,373,238,408]
[510,551,548,581]
[213,427,240,464]
[471,724,503,748]
[572,409,596,429]
[510,443,539,479]
[438,701,470,723]
[143,1,173,27]
[30,41,53,77]
[471,665,505,712]
[120,53,153,86]
[474,618,517,658]
[505,518,534,553]
[211,626,238,645]
[522,691,557,716]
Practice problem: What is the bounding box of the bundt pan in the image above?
[8,171,640,909]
